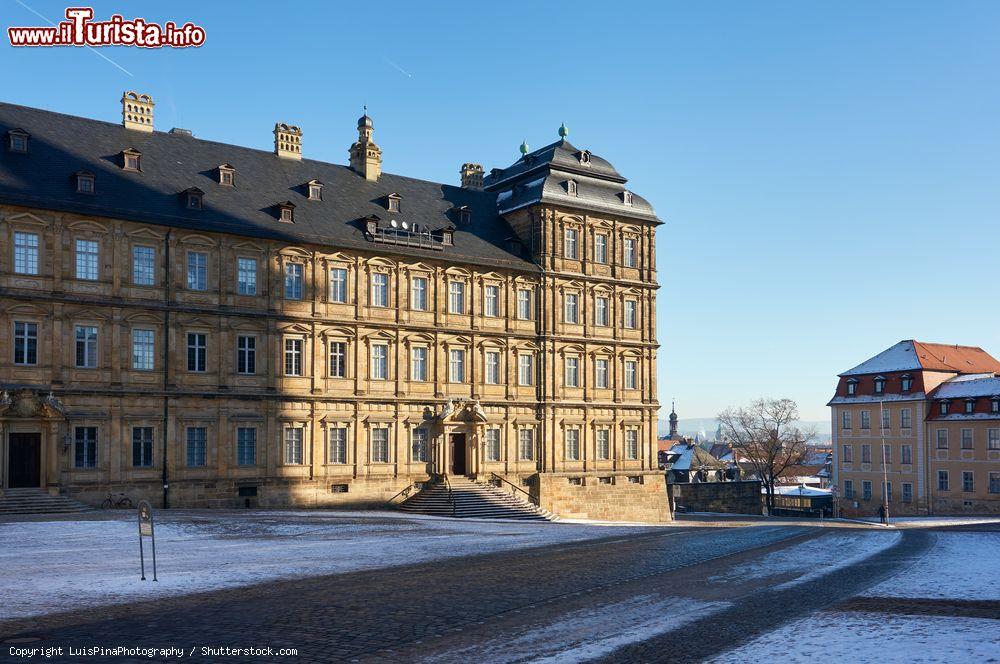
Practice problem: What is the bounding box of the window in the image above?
[881,407,890,430]
[861,445,872,464]
[860,410,871,430]
[595,233,608,264]
[187,333,207,372]
[237,427,256,466]
[237,257,257,296]
[284,263,303,300]
[596,429,610,460]
[74,426,97,468]
[881,444,891,464]
[449,349,466,383]
[564,293,579,324]
[186,427,207,467]
[219,166,235,186]
[565,429,580,460]
[624,360,638,390]
[132,427,153,467]
[565,356,579,387]
[963,471,975,492]
[937,470,949,492]
[328,427,347,464]
[410,346,428,381]
[387,195,400,213]
[961,429,973,449]
[132,329,154,370]
[623,237,637,267]
[187,251,207,291]
[625,430,639,459]
[594,296,609,327]
[874,377,885,395]
[410,276,427,310]
[13,232,39,275]
[901,444,913,465]
[412,428,429,462]
[370,273,389,308]
[371,428,389,463]
[328,341,346,378]
[843,480,854,499]
[485,428,501,462]
[449,281,466,314]
[842,444,853,463]
[883,481,893,502]
[842,411,852,429]
[284,338,303,376]
[624,300,638,329]
[565,228,579,259]
[988,428,1000,451]
[519,429,535,460]
[566,180,578,196]
[75,325,98,368]
[123,151,141,171]
[9,131,28,153]
[517,289,532,320]
[937,429,948,450]
[129,245,155,286]
[75,239,99,280]
[595,358,609,389]
[901,374,913,391]
[370,344,388,380]
[901,408,912,429]
[237,335,256,375]
[990,472,1000,494]
[76,172,95,193]
[993,398,1000,414]
[186,190,203,209]
[284,428,304,465]
[308,182,323,200]
[485,351,501,385]
[939,401,949,415]
[330,268,348,303]
[623,191,634,206]
[13,321,37,365]
[965,400,975,415]
[902,483,913,502]
[518,354,534,386]
[846,379,857,396]
[484,285,500,317]
[862,480,872,501]
[279,204,294,222]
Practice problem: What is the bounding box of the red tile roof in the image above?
[910,341,1000,374]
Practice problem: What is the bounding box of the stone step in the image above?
[0,488,92,514]
[396,477,554,521]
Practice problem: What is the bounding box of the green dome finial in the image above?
[558,122,568,138]
[519,140,529,155]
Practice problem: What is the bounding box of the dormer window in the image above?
[387,193,401,213]
[992,397,999,413]
[277,201,295,223]
[307,180,323,201]
[218,164,235,186]
[579,150,591,165]
[7,129,28,153]
[451,205,471,224]
[901,374,913,391]
[75,171,95,194]
[441,229,454,246]
[939,400,950,415]
[846,378,858,396]
[122,148,141,171]
[965,399,975,414]
[183,187,204,210]
[873,376,885,395]
[623,191,634,206]
[566,180,578,196]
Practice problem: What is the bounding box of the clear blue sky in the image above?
[5,1,1000,421]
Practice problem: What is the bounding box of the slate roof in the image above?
[0,101,537,272]
[840,340,1000,377]
[485,139,660,224]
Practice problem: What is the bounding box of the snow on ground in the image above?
[708,611,1000,663]
[423,595,728,664]
[859,515,1000,527]
[0,510,658,621]
[865,532,1000,601]
[708,531,900,589]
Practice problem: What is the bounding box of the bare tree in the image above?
[717,398,815,514]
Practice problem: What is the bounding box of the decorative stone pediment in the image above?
[0,389,68,419]
[437,398,488,424]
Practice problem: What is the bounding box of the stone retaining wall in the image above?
[670,480,762,515]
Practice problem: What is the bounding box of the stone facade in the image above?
[537,471,671,522]
[670,480,763,515]
[0,95,669,521]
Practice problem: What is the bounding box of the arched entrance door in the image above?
[449,433,467,475]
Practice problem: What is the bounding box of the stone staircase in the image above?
[0,488,92,515]
[399,476,555,521]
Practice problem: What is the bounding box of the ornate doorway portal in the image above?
[8,432,41,488]
[449,433,467,476]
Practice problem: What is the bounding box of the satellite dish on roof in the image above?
[401,221,409,230]
[389,219,398,228]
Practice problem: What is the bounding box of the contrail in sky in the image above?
[383,57,413,78]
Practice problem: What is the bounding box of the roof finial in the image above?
[519,140,529,155]
[558,122,568,139]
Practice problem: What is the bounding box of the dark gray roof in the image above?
[0,101,537,272]
[485,139,660,224]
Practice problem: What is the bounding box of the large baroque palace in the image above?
[0,93,667,519]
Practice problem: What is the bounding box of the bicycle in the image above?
[102,492,133,509]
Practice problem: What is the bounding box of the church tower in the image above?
[669,401,679,439]
[349,110,382,181]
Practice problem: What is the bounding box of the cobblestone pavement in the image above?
[5,525,821,663]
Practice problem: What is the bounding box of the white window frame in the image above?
[564,292,579,324]
[328,340,347,378]
[370,272,389,308]
[624,359,638,390]
[132,245,155,286]
[595,296,609,326]
[13,321,38,366]
[518,353,534,386]
[595,233,608,264]
[517,288,532,320]
[237,335,256,375]
[484,428,501,462]
[484,284,500,317]
[518,428,535,460]
[283,427,304,465]
[411,276,428,311]
[449,348,466,383]
[284,262,304,300]
[236,427,257,466]
[186,250,208,291]
[411,346,428,382]
[595,358,609,389]
[328,427,348,464]
[13,231,39,276]
[565,428,580,461]
[596,428,610,460]
[565,356,580,388]
[623,237,637,267]
[485,350,501,385]
[237,257,257,296]
[132,328,155,371]
[371,428,390,463]
[187,332,207,372]
[449,280,466,314]
[75,239,99,281]
[565,228,579,259]
[625,429,639,459]
[284,337,303,376]
[329,267,348,303]
[370,343,389,380]
[75,325,98,368]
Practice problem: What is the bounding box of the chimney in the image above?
[460,163,484,190]
[349,110,381,181]
[274,123,302,160]
[121,91,154,133]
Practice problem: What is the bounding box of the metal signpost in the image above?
[137,500,157,581]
